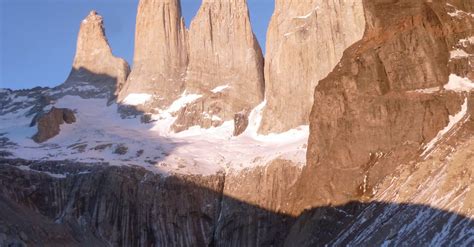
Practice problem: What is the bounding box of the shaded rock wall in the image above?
[0,161,225,246]
[0,159,300,246]
[214,160,302,246]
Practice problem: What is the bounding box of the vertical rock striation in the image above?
[64,11,130,97]
[259,0,366,134]
[118,0,188,106]
[213,160,302,245]
[172,0,265,132]
[0,162,225,246]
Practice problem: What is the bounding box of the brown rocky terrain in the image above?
[32,107,76,143]
[295,0,474,210]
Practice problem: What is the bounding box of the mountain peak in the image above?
[82,10,102,24]
[64,10,130,98]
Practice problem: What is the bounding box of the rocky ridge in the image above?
[0,0,473,246]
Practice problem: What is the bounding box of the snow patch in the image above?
[122,93,153,106]
[414,87,440,94]
[166,91,202,113]
[450,49,470,59]
[422,98,468,157]
[446,4,474,18]
[459,36,474,47]
[444,74,474,92]
[1,93,308,176]
[210,85,230,94]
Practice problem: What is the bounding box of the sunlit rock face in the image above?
[173,0,265,131]
[259,0,366,134]
[65,11,130,97]
[296,0,474,210]
[118,0,188,107]
[118,0,264,131]
[1,0,474,246]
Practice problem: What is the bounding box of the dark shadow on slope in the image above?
[0,159,472,247]
[55,66,120,102]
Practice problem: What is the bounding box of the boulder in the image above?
[32,107,76,143]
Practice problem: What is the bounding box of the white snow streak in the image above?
[444,74,474,92]
[210,85,230,94]
[459,36,474,47]
[446,4,474,18]
[422,98,468,157]
[166,91,202,113]
[450,49,470,59]
[122,93,153,106]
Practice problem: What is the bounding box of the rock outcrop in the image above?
[32,107,76,143]
[259,0,366,134]
[172,0,265,131]
[118,0,264,132]
[118,0,188,106]
[64,11,130,97]
[286,94,474,246]
[295,0,474,210]
[2,0,474,246]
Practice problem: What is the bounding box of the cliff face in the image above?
[259,0,366,134]
[117,0,264,132]
[286,94,474,246]
[296,0,474,209]
[65,11,130,97]
[1,0,474,246]
[118,0,188,106]
[172,0,265,132]
[0,159,301,246]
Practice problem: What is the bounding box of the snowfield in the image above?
[0,92,308,176]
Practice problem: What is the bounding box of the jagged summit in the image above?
[118,0,188,106]
[118,0,264,133]
[1,0,473,246]
[63,10,130,98]
[83,10,101,23]
[172,0,265,132]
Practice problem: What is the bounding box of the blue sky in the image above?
[0,0,274,89]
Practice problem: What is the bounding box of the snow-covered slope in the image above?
[0,86,308,176]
